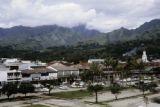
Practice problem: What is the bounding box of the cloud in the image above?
[0,0,160,32]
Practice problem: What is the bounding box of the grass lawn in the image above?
[50,90,93,99]
[24,104,49,107]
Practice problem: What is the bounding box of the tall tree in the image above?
[110,83,121,100]
[135,61,145,88]
[87,84,104,103]
[45,84,54,95]
[104,56,113,71]
[110,59,118,71]
[90,63,103,82]
[110,58,119,83]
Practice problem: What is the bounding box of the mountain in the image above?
[0,19,160,50]
[135,19,160,33]
[0,25,102,50]
[103,19,160,44]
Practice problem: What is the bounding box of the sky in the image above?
[0,0,160,32]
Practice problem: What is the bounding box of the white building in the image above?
[0,71,7,82]
[21,68,57,81]
[1,58,46,71]
[88,59,104,64]
[0,64,22,85]
[48,62,79,82]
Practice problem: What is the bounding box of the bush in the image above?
[19,83,35,96]
[152,97,160,104]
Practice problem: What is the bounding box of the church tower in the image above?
[142,50,149,63]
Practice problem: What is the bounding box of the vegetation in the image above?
[0,33,160,64]
[44,84,54,95]
[138,82,158,97]
[19,83,35,96]
[1,83,18,99]
[138,82,149,97]
[0,82,35,100]
[87,84,104,103]
[50,90,92,99]
[152,97,160,104]
[110,83,122,100]
[24,104,50,107]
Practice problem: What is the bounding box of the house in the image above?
[48,62,79,82]
[0,64,22,86]
[19,62,46,70]
[7,70,21,82]
[1,58,46,70]
[21,68,57,81]
[0,58,47,83]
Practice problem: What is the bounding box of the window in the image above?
[41,73,48,76]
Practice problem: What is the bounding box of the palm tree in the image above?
[123,57,138,86]
[124,58,135,78]
[110,59,119,83]
[110,83,121,100]
[90,63,103,82]
[104,56,113,71]
[135,61,145,88]
[116,65,125,86]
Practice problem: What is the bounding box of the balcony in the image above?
[7,75,22,80]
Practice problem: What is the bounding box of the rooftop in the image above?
[22,68,56,74]
[49,63,79,71]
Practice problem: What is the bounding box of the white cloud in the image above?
[0,0,159,32]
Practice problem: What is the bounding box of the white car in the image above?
[35,87,49,92]
[92,82,105,86]
[59,85,69,90]
[71,81,85,88]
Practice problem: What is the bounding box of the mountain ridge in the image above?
[0,19,160,50]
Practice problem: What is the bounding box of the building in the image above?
[21,68,57,81]
[142,50,149,63]
[48,62,79,82]
[88,59,104,64]
[0,58,47,83]
[0,64,22,86]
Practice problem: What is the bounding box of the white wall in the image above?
[49,73,57,79]
[0,71,7,82]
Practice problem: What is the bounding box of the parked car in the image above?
[59,85,69,90]
[35,87,49,92]
[155,85,160,92]
[71,81,85,88]
[92,82,105,86]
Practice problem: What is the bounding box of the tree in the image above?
[124,57,137,78]
[110,59,118,71]
[148,82,158,93]
[111,59,119,83]
[87,84,104,103]
[19,83,35,97]
[45,84,54,95]
[104,56,113,71]
[40,80,55,95]
[2,83,18,99]
[135,61,145,88]
[110,83,121,100]
[89,63,103,82]
[0,88,2,97]
[139,82,148,97]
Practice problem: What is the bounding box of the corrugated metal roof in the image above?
[22,68,57,74]
[49,63,79,71]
